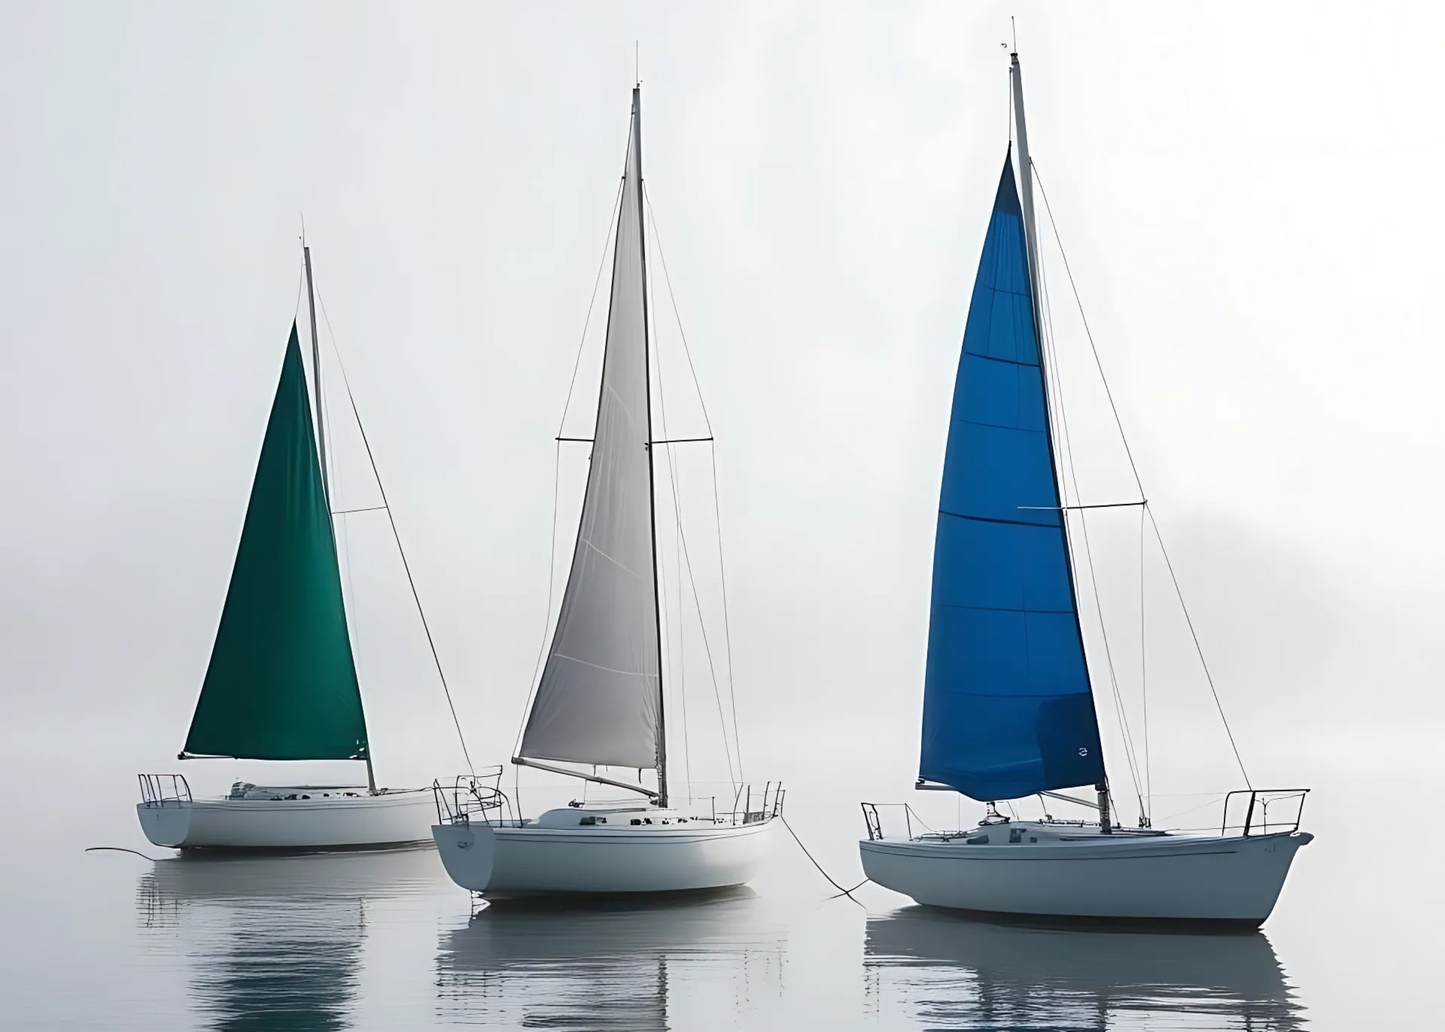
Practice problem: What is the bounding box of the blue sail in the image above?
[918,154,1105,801]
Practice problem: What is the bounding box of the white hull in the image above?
[860,822,1312,928]
[137,786,436,850]
[433,808,777,896]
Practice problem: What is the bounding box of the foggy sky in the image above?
[3,2,1441,803]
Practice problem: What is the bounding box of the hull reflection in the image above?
[437,889,786,1029]
[864,906,1305,1030]
[138,847,444,1030]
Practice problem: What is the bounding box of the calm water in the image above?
[2,743,1435,1029]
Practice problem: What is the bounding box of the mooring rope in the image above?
[779,815,867,906]
[85,846,163,861]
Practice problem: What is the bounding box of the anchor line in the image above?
[780,815,867,905]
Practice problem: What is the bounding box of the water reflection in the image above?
[137,847,441,1030]
[437,889,787,1029]
[865,907,1305,1030]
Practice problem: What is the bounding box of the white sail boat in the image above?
[432,85,780,897]
[135,245,451,850]
[858,51,1312,928]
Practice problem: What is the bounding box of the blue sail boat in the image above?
[858,51,1311,928]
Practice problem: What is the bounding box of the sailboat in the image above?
[136,245,436,850]
[432,85,780,897]
[858,51,1312,927]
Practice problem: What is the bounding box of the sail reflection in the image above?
[865,907,1305,1030]
[137,846,443,1031]
[437,889,786,1029]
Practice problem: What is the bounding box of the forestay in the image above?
[918,154,1105,801]
[183,325,369,761]
[518,91,662,771]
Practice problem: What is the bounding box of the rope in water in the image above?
[85,846,162,861]
[779,815,867,906]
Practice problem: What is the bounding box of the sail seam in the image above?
[962,351,1040,369]
[601,382,639,427]
[956,417,1045,433]
[938,690,1096,699]
[939,509,1058,528]
[578,537,643,580]
[934,602,1074,614]
[552,653,655,679]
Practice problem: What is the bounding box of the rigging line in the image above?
[644,187,742,774]
[642,188,713,436]
[647,255,691,800]
[557,176,627,437]
[648,246,738,790]
[654,418,692,801]
[313,288,475,776]
[1034,210,1146,802]
[325,377,363,706]
[655,371,738,792]
[707,446,743,779]
[780,815,864,905]
[1030,164,1144,496]
[1039,251,1146,803]
[512,440,564,762]
[1155,794,1228,825]
[1031,161,1146,796]
[1032,159,1247,792]
[1148,506,1251,787]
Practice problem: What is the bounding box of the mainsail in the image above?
[917,154,1105,801]
[518,88,663,772]
[183,324,368,761]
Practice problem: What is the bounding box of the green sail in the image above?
[183,324,369,761]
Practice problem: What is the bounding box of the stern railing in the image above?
[433,768,511,827]
[713,782,785,826]
[861,801,937,842]
[1221,788,1310,837]
[138,773,191,808]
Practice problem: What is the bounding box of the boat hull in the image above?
[137,789,436,851]
[433,817,777,896]
[860,827,1312,928]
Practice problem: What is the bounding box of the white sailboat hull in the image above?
[860,824,1312,928]
[137,787,436,851]
[433,813,777,896]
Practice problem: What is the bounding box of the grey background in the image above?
[2,1,1439,807]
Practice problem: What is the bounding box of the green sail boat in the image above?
[137,247,440,850]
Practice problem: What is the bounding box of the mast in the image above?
[1009,52,1110,829]
[304,242,376,795]
[634,85,669,809]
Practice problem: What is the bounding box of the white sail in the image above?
[518,91,661,771]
